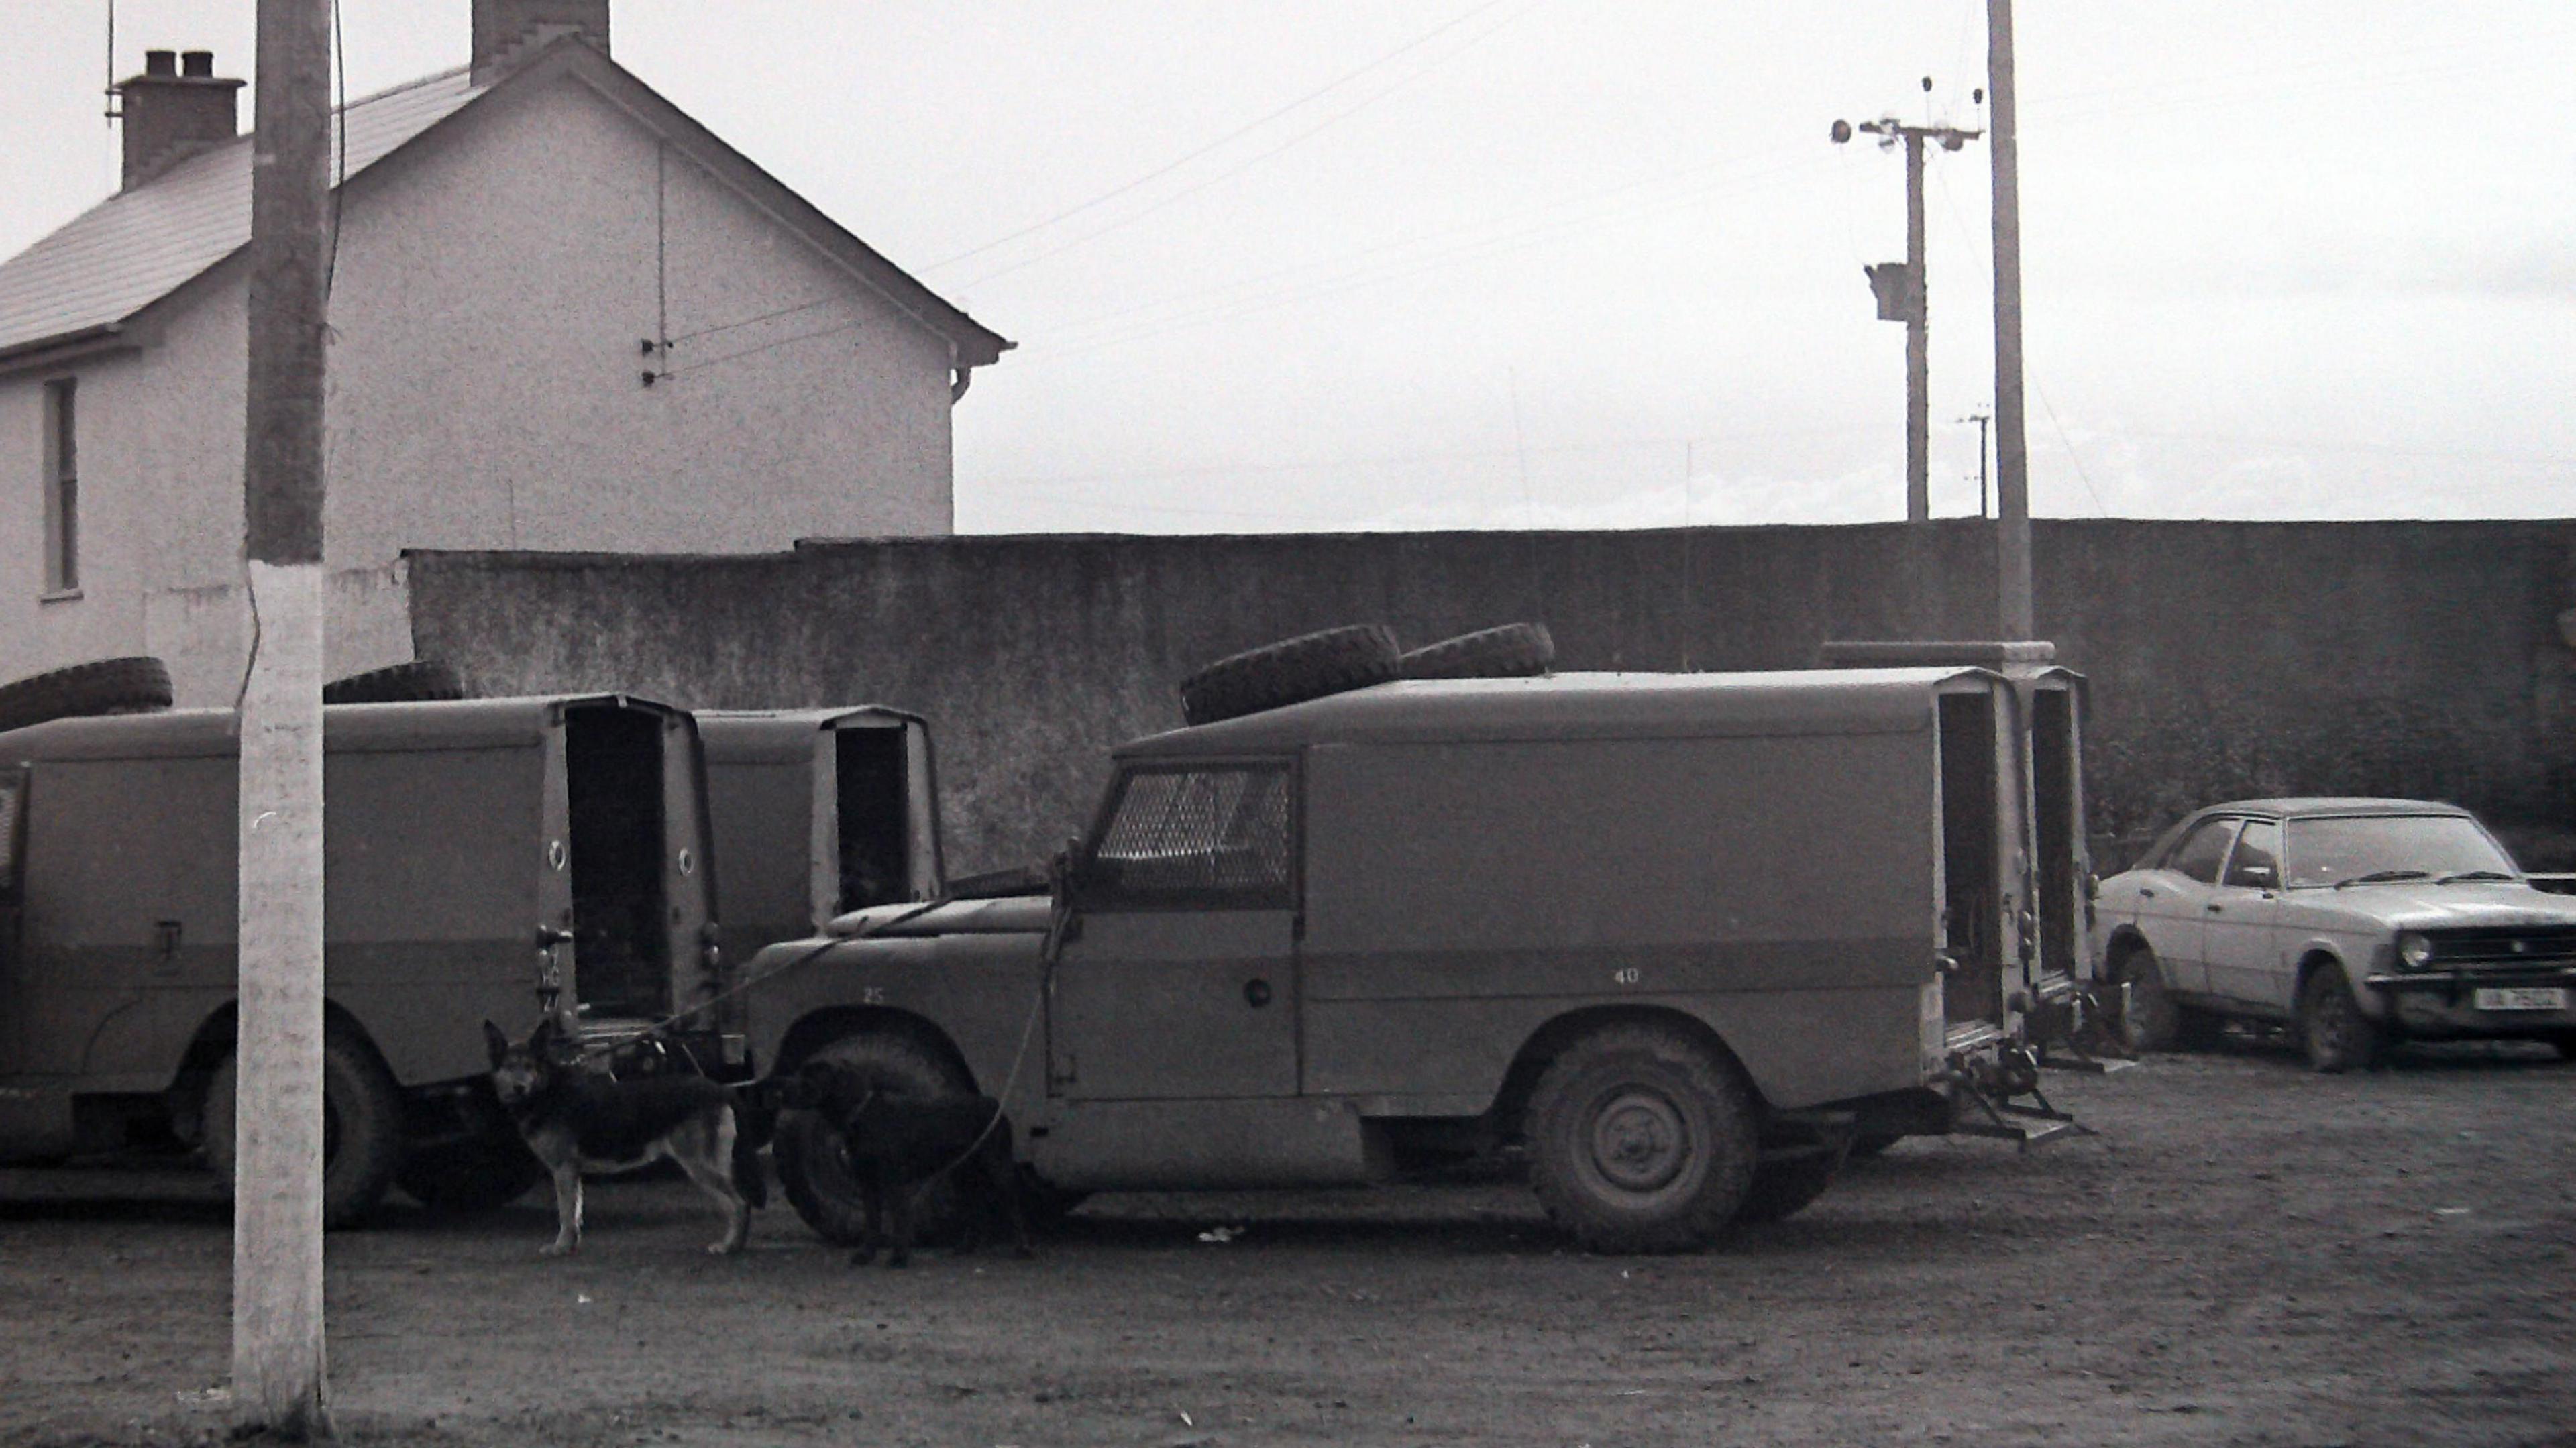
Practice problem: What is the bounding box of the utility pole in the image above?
[1988,0,2033,636]
[1832,89,1980,524]
[1961,408,1992,518]
[234,0,333,1438]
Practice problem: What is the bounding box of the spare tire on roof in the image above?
[1179,624,1401,726]
[0,656,174,734]
[1399,622,1555,681]
[322,659,465,705]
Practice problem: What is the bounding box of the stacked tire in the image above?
[1176,621,1553,726]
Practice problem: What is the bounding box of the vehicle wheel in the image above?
[396,1135,543,1214]
[774,1030,971,1247]
[2114,946,2182,1052]
[205,1025,408,1229]
[1017,1166,1089,1227]
[1177,624,1401,726]
[1525,1024,1758,1254]
[1397,622,1555,681]
[2298,967,2386,1074]
[2551,1034,2576,1062]
[1735,1131,1850,1226]
[0,656,172,733]
[322,659,464,704]
[1847,1131,1903,1160]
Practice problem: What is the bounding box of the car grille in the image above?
[2426,926,2576,968]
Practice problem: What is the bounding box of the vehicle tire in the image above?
[2551,1034,2576,1062]
[2298,967,2387,1074]
[1525,1023,1758,1254]
[1397,622,1555,681]
[0,656,172,733]
[1177,624,1401,726]
[396,1135,544,1214]
[321,659,464,704]
[1735,1131,1851,1226]
[1017,1166,1089,1227]
[2114,946,2182,1053]
[774,1030,971,1247]
[204,1024,408,1229]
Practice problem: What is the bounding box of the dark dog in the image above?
[483,1018,765,1256]
[793,1058,1031,1267]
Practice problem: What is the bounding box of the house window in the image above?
[41,378,78,594]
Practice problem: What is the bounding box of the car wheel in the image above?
[321,659,465,704]
[1525,1023,1757,1253]
[1734,1127,1850,1226]
[205,1024,407,1229]
[773,1030,971,1247]
[2115,946,2182,1052]
[2298,967,2386,1074]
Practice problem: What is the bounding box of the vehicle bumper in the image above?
[2362,969,2576,1038]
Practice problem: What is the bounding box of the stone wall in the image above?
[407,519,2576,876]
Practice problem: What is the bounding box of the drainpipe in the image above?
[949,367,974,404]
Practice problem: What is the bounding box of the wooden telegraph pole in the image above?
[234,0,333,1436]
[1988,0,2033,636]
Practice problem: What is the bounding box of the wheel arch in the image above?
[2294,947,2378,1017]
[1489,1004,1761,1143]
[2100,924,2151,972]
[769,1005,975,1089]
[167,999,402,1139]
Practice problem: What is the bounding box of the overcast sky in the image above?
[5,2,2571,533]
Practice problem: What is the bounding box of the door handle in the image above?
[1243,978,1273,1008]
[2139,887,2157,899]
[2204,903,2224,914]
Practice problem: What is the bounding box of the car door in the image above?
[1049,759,1301,1101]
[2138,815,2240,995]
[2201,818,2287,1008]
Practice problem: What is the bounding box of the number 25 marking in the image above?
[1612,968,1642,986]
[861,987,886,1005]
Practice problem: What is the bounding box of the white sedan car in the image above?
[2092,798,2576,1070]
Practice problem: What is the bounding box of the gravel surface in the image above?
[4,1035,2571,1447]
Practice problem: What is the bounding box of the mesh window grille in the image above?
[1090,766,1292,906]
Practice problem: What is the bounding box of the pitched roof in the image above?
[0,40,1010,370]
[0,66,484,362]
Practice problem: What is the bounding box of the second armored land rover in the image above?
[741,659,2095,1251]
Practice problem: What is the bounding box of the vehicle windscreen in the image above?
[2282,814,2518,888]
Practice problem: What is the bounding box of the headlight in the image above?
[2396,932,2435,969]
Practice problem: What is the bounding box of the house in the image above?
[0,0,1010,703]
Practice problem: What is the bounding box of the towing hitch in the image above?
[1941,1047,2095,1149]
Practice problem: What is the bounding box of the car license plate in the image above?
[2472,986,2567,1012]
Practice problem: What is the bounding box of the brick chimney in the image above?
[118,49,245,190]
[472,0,611,81]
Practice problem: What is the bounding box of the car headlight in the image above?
[2396,932,2435,969]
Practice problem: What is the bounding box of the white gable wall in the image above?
[0,68,958,704]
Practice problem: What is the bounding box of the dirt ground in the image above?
[3,1034,2573,1448]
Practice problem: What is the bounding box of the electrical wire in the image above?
[926,0,1521,273]
[657,316,867,381]
[949,0,1544,292]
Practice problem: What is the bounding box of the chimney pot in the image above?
[119,48,244,190]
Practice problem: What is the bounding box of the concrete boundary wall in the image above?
[407,519,2576,877]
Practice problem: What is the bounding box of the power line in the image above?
[926,0,1520,273]
[949,0,1543,292]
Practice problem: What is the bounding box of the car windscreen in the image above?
[2281,814,2517,888]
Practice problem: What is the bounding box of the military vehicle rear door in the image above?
[1050,759,1299,1100]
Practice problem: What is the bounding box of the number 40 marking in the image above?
[1611,968,1642,986]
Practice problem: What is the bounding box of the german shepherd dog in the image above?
[793,1058,1032,1268]
[482,1019,765,1256]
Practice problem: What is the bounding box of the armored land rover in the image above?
[0,695,718,1223]
[741,660,2096,1252]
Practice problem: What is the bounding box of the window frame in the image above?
[2163,815,2243,885]
[40,376,78,596]
[2220,817,2282,890]
[1075,756,1300,913]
